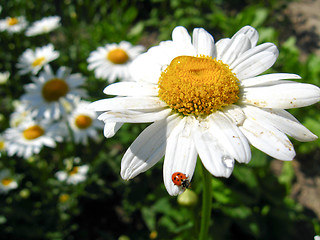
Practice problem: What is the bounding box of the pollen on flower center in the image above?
[1,178,13,186]
[7,17,18,26]
[0,141,5,150]
[107,48,129,64]
[59,194,70,203]
[32,57,46,67]
[75,115,92,129]
[42,78,69,102]
[158,56,240,116]
[69,166,79,175]
[23,125,45,140]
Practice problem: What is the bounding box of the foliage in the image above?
[0,0,319,239]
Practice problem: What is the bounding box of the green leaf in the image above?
[222,205,252,219]
[232,165,258,189]
[141,206,156,231]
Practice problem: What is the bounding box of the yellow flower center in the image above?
[32,56,46,67]
[7,17,19,26]
[42,78,69,102]
[75,115,92,129]
[1,178,13,186]
[107,48,129,64]
[158,56,239,116]
[0,140,5,150]
[59,194,70,203]
[69,166,79,175]
[23,125,45,140]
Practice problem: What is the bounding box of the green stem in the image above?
[199,162,212,240]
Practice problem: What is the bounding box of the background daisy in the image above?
[56,164,89,185]
[21,65,87,120]
[16,44,59,75]
[9,101,33,128]
[4,118,63,159]
[0,16,27,33]
[87,41,145,83]
[0,134,6,157]
[68,99,103,145]
[0,169,18,194]
[0,71,10,84]
[25,16,61,37]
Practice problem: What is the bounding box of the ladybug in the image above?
[172,172,190,189]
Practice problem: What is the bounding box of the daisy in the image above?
[9,101,33,127]
[25,16,61,37]
[87,41,145,83]
[55,164,89,184]
[0,169,18,194]
[0,134,6,157]
[0,16,27,33]
[0,71,10,84]
[16,44,59,75]
[68,99,103,145]
[4,118,63,159]
[21,65,87,120]
[90,26,320,196]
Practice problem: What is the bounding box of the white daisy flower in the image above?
[0,134,6,157]
[0,169,18,194]
[55,164,89,184]
[68,99,103,145]
[9,101,33,128]
[0,71,10,84]
[16,44,59,75]
[4,118,63,159]
[25,16,61,37]
[315,236,320,240]
[21,65,87,120]
[90,26,320,196]
[0,16,27,33]
[87,41,145,83]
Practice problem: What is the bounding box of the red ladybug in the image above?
[172,172,190,189]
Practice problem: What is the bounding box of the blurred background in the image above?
[0,0,320,239]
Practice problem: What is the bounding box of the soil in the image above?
[272,0,320,220]
[286,0,320,59]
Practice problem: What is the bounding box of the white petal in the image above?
[103,122,123,138]
[103,82,159,96]
[163,117,198,196]
[90,97,167,111]
[231,43,278,79]
[243,82,320,109]
[121,114,180,180]
[208,112,251,163]
[98,108,172,123]
[172,26,192,46]
[218,33,251,65]
[223,105,246,126]
[239,118,296,161]
[193,123,234,178]
[233,26,259,47]
[241,73,301,87]
[215,38,231,60]
[243,106,318,142]
[129,53,162,84]
[192,28,216,57]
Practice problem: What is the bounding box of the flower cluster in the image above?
[1,14,107,160]
[0,10,146,197]
[0,16,60,35]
